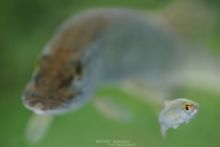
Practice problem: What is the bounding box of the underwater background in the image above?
[1,0,220,147]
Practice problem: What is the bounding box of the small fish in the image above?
[159,98,199,137]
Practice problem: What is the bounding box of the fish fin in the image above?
[172,125,179,129]
[119,79,165,105]
[25,114,54,144]
[160,125,168,138]
[93,97,133,123]
[164,101,173,107]
[185,120,190,124]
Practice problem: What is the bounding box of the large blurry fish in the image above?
[23,8,188,116]
[159,98,199,137]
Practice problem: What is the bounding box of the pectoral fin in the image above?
[164,100,174,108]
[25,114,54,144]
[93,97,133,123]
[160,125,168,138]
[172,125,179,129]
[185,120,190,124]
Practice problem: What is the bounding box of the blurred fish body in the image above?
[159,98,199,137]
[23,8,188,115]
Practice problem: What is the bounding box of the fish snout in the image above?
[192,103,199,114]
[23,90,74,115]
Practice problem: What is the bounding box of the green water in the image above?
[1,87,220,147]
[1,0,220,146]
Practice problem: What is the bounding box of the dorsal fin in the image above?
[164,100,172,107]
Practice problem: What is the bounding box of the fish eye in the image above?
[184,104,193,112]
[185,105,189,110]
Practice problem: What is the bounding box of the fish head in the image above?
[179,98,199,121]
[23,52,85,115]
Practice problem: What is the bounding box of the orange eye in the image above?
[185,104,192,111]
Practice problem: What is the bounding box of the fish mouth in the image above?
[22,90,88,115]
[191,103,199,116]
[192,108,198,115]
[22,92,72,115]
[23,98,74,115]
[23,97,59,115]
[194,103,199,111]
